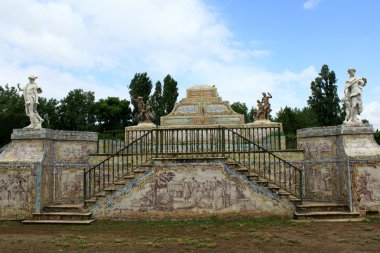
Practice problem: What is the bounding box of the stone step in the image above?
[133,169,147,174]
[32,212,93,220]
[256,179,269,187]
[43,204,83,213]
[294,211,360,220]
[115,180,127,185]
[267,184,280,194]
[246,174,259,180]
[296,203,349,213]
[123,175,135,180]
[22,219,96,225]
[236,168,249,174]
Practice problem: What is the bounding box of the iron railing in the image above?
[84,127,301,201]
[225,129,302,198]
[97,130,125,154]
[84,130,154,201]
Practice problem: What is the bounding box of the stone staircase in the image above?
[84,164,153,208]
[226,161,302,207]
[22,204,96,225]
[293,201,361,221]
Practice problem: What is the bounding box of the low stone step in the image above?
[43,204,83,213]
[123,175,135,180]
[256,179,269,187]
[268,184,280,193]
[296,203,349,213]
[85,198,96,204]
[294,211,360,220]
[115,180,127,185]
[105,186,116,192]
[32,212,93,220]
[133,169,147,174]
[236,168,249,174]
[95,192,106,199]
[246,174,259,180]
[22,219,96,225]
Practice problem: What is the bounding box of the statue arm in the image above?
[17,83,23,91]
[268,92,272,98]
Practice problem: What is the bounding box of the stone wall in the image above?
[90,158,293,220]
[0,129,97,220]
[297,124,380,212]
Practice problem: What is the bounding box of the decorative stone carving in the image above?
[134,96,153,124]
[160,85,244,126]
[255,92,272,121]
[343,67,367,124]
[17,75,44,129]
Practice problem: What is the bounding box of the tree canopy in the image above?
[231,102,252,123]
[149,81,164,125]
[162,75,179,115]
[307,64,343,126]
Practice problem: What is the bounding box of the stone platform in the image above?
[297,124,380,213]
[0,129,97,220]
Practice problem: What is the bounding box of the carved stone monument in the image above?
[134,96,153,124]
[254,92,272,121]
[17,75,44,129]
[160,85,244,126]
[343,67,367,124]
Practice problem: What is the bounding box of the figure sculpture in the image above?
[255,92,272,120]
[343,68,367,123]
[255,100,265,120]
[17,75,44,129]
[134,96,153,123]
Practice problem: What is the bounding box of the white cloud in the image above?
[0,0,325,123]
[361,101,380,131]
[303,0,322,10]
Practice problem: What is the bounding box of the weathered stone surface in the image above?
[0,166,35,220]
[0,128,97,220]
[91,159,292,220]
[161,85,244,126]
[297,124,380,212]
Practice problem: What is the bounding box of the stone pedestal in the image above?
[297,124,380,212]
[0,129,97,220]
[125,123,156,143]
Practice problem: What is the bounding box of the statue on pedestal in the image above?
[255,92,272,121]
[17,75,44,129]
[134,96,153,124]
[343,68,367,124]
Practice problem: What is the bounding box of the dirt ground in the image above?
[1,217,380,253]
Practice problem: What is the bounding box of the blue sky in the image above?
[0,0,379,129]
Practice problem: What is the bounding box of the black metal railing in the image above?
[85,126,301,201]
[84,130,154,201]
[97,130,125,154]
[225,129,302,198]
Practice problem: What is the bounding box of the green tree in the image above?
[307,64,343,126]
[375,130,380,145]
[275,106,317,136]
[162,75,179,115]
[231,102,251,123]
[0,84,28,146]
[128,73,153,123]
[149,81,164,125]
[38,97,60,129]
[95,97,132,131]
[58,89,96,131]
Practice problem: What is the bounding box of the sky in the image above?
[0,0,379,129]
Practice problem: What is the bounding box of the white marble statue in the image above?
[343,67,367,124]
[17,75,44,129]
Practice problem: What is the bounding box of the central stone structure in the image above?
[161,85,244,126]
